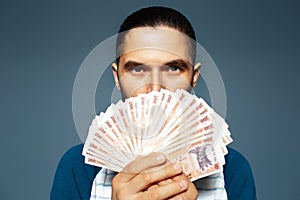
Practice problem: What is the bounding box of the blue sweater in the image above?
[50,144,256,200]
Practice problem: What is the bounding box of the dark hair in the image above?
[116,6,196,64]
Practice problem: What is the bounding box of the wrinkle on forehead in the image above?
[118,26,194,63]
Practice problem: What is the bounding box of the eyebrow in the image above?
[123,61,144,71]
[123,59,192,71]
[163,59,191,69]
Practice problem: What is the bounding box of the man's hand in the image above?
[111,152,190,200]
[149,172,199,200]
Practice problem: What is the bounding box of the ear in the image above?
[192,62,201,88]
[112,63,120,90]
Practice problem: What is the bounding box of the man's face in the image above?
[113,27,200,99]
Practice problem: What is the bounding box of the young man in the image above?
[51,6,256,200]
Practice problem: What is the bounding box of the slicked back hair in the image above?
[116,6,197,65]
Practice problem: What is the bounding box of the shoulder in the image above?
[55,144,101,180]
[225,147,252,172]
[224,147,257,200]
[51,144,101,200]
[59,144,85,164]
[59,144,101,177]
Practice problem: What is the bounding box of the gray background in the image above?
[0,0,299,199]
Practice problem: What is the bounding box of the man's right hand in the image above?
[111,152,188,200]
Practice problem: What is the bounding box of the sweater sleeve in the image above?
[50,144,101,200]
[224,147,257,200]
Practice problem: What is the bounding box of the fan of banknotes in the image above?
[83,89,232,181]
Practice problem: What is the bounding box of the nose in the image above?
[146,70,166,92]
[149,83,164,92]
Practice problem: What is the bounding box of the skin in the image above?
[111,26,201,200]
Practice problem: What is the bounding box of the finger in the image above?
[120,152,167,182]
[171,172,190,182]
[129,163,183,193]
[137,180,188,200]
[168,195,184,200]
[147,184,159,190]
[157,178,174,186]
[156,166,187,187]
[168,174,198,200]
[168,186,198,200]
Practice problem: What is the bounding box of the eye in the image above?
[168,66,180,72]
[132,66,143,72]
[163,65,182,74]
[130,66,146,74]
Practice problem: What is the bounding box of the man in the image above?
[51,6,256,200]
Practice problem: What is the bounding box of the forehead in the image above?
[120,27,194,63]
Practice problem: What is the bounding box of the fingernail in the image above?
[179,180,187,189]
[156,154,165,162]
[175,196,183,200]
[173,163,181,171]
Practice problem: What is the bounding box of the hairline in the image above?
[115,25,196,66]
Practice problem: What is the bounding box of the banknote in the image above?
[82,89,233,181]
